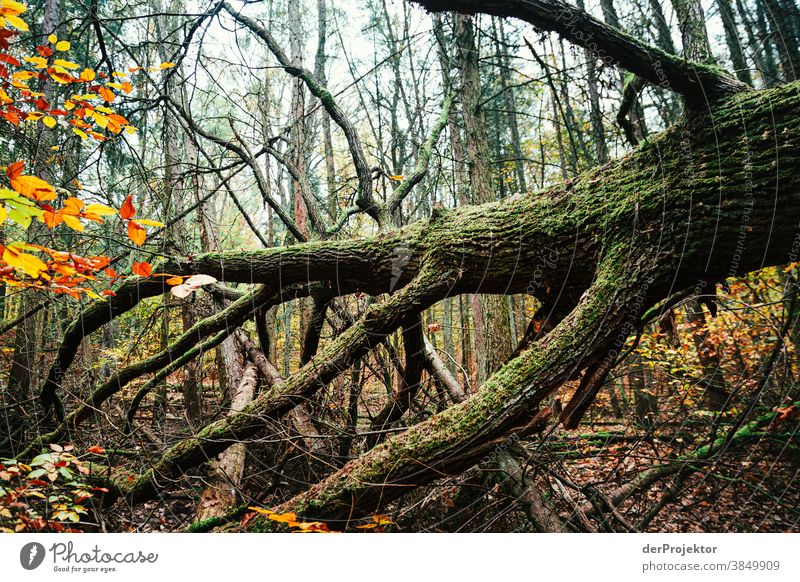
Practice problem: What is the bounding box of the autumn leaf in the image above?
[53,58,79,70]
[3,245,47,278]
[98,86,114,102]
[61,214,83,231]
[119,194,135,219]
[132,261,152,277]
[127,220,146,245]
[82,202,116,222]
[11,174,57,202]
[6,159,24,179]
[0,0,29,32]
[48,65,74,84]
[86,445,105,454]
[23,55,47,68]
[267,511,297,524]
[136,218,165,227]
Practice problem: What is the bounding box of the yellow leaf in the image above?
[3,247,47,279]
[49,66,74,84]
[0,204,6,223]
[79,68,96,82]
[93,113,108,129]
[5,14,28,31]
[388,175,404,181]
[135,219,165,227]
[23,56,47,68]
[2,0,28,15]
[53,59,79,70]
[159,62,176,69]
[72,128,88,140]
[48,33,57,44]
[61,214,83,232]
[12,71,37,82]
[55,40,70,51]
[42,116,56,128]
[83,203,116,216]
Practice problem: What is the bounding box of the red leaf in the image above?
[86,445,106,454]
[132,261,152,277]
[0,53,20,66]
[119,195,135,220]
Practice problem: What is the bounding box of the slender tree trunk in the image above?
[716,0,753,85]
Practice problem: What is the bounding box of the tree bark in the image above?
[78,79,800,510]
[196,362,258,521]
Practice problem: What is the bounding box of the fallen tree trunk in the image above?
[243,82,800,527]
[196,362,258,521]
[31,79,800,518]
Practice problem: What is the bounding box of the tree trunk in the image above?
[102,78,800,508]
[195,362,258,521]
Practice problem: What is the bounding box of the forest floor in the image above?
[99,415,799,532]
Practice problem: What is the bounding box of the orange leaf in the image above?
[119,194,135,219]
[267,512,297,524]
[86,445,106,454]
[98,86,115,102]
[132,261,152,277]
[6,160,24,179]
[11,174,57,202]
[127,220,146,246]
[165,276,183,286]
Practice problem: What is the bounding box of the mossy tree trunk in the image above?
[18,0,800,531]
